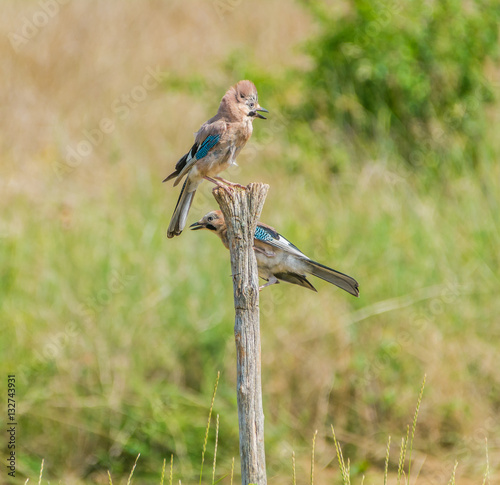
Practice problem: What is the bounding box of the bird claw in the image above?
[206,176,246,192]
[222,185,235,195]
[215,177,246,189]
[231,183,247,189]
[212,184,234,195]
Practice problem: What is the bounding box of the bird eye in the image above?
[249,102,254,108]
[207,216,213,222]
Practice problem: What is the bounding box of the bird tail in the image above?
[162,170,179,183]
[167,179,198,238]
[304,260,359,297]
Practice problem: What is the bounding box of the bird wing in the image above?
[273,272,318,292]
[254,223,308,259]
[163,120,227,185]
[254,223,360,297]
[162,145,198,183]
[173,121,226,185]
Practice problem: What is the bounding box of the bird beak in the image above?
[189,221,205,230]
[255,105,269,119]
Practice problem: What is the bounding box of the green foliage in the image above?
[300,0,500,171]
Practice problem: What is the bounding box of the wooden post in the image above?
[212,183,269,485]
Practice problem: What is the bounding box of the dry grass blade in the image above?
[407,375,426,482]
[160,457,166,485]
[384,436,391,485]
[331,426,350,485]
[212,414,220,485]
[127,453,140,485]
[397,434,407,484]
[230,457,235,485]
[292,451,296,485]
[310,430,318,485]
[107,470,113,485]
[200,372,220,485]
[482,438,490,485]
[170,454,174,485]
[447,461,458,485]
[37,459,44,485]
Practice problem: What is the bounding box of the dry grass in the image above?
[1,1,500,484]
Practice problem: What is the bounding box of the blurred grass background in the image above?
[1,0,500,483]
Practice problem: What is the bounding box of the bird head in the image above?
[190,210,226,235]
[220,80,268,121]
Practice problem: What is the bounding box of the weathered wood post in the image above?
[212,182,269,485]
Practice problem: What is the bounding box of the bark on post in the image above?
[212,182,269,485]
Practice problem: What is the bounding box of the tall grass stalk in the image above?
[160,457,166,485]
[407,375,426,483]
[447,461,458,485]
[397,426,409,484]
[482,438,490,485]
[310,430,318,485]
[331,426,350,485]
[212,414,220,485]
[126,453,140,485]
[384,436,391,485]
[397,435,405,483]
[37,459,44,485]
[199,372,220,485]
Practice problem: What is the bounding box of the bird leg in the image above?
[204,176,235,195]
[213,176,247,189]
[204,176,227,188]
[259,276,280,291]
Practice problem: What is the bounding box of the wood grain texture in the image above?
[212,183,269,485]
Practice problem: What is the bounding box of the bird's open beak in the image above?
[254,106,269,119]
[189,221,204,230]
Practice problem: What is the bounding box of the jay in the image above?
[163,80,268,238]
[190,210,359,296]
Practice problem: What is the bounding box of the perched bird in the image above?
[163,80,268,238]
[190,211,359,296]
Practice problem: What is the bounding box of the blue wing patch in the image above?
[195,135,221,160]
[254,225,274,243]
[255,223,306,255]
